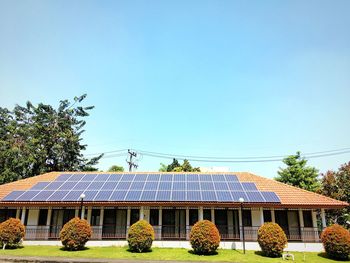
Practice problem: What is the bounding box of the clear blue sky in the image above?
[0,0,349,177]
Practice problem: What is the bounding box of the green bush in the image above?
[127,220,154,252]
[257,222,287,257]
[59,217,92,251]
[189,220,220,255]
[321,224,350,260]
[0,218,25,249]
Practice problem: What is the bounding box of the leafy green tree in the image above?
[166,158,181,172]
[108,165,124,172]
[319,162,350,228]
[0,94,102,184]
[275,151,319,192]
[158,163,167,172]
[161,158,200,172]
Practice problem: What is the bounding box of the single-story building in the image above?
[0,172,347,251]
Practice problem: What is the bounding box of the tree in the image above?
[108,165,124,172]
[160,158,200,172]
[275,151,319,192]
[319,162,350,228]
[0,94,102,184]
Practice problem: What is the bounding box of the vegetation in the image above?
[127,220,154,252]
[0,218,25,249]
[319,162,350,228]
[0,94,102,184]
[321,224,350,260]
[107,165,124,172]
[275,151,319,192]
[189,220,220,255]
[0,246,343,262]
[59,217,92,251]
[257,222,287,257]
[159,158,200,172]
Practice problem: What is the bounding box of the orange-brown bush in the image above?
[0,218,25,249]
[59,217,92,251]
[189,220,220,255]
[127,220,154,252]
[321,224,350,260]
[257,222,287,257]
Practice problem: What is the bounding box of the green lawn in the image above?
[0,246,348,263]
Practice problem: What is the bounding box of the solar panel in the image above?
[60,181,77,190]
[94,191,112,201]
[56,173,73,181]
[231,191,248,202]
[172,181,186,190]
[103,181,119,190]
[31,182,50,190]
[45,181,64,190]
[214,182,229,191]
[31,191,54,201]
[16,191,40,201]
[130,181,145,190]
[141,191,156,201]
[241,182,258,191]
[47,191,69,201]
[224,174,238,182]
[67,174,85,181]
[106,174,119,181]
[134,173,148,181]
[121,173,135,181]
[95,173,111,181]
[83,191,98,201]
[187,191,201,201]
[2,191,25,201]
[201,182,214,191]
[199,174,212,181]
[116,181,131,190]
[125,191,142,201]
[201,191,216,201]
[173,174,185,181]
[228,182,243,191]
[172,191,186,201]
[87,181,105,190]
[246,191,265,202]
[187,182,200,190]
[147,174,160,181]
[74,181,91,190]
[82,173,98,181]
[156,191,171,201]
[144,182,158,190]
[212,174,225,181]
[158,181,172,190]
[216,191,233,202]
[109,191,127,201]
[161,174,172,181]
[62,191,83,201]
[261,191,280,203]
[187,174,199,181]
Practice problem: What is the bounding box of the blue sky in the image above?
[0,0,349,177]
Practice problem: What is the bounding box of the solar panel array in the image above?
[2,173,281,203]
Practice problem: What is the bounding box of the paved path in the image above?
[0,255,229,263]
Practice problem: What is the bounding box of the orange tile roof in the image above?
[0,171,347,208]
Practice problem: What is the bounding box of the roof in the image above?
[0,172,347,209]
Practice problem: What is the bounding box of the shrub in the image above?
[59,217,92,251]
[189,220,220,255]
[321,224,350,260]
[0,218,25,249]
[257,222,287,257]
[127,220,154,252]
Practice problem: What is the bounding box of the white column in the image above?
[186,208,190,240]
[87,207,92,224]
[198,207,203,221]
[127,208,131,228]
[99,208,104,240]
[298,209,305,241]
[312,210,319,241]
[75,208,79,217]
[238,207,243,240]
[81,206,85,219]
[140,206,144,220]
[211,208,215,224]
[158,208,162,240]
[321,209,327,228]
[271,209,275,223]
[260,208,264,226]
[46,208,52,226]
[16,209,21,219]
[21,207,26,224]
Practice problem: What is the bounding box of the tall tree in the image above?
[275,151,319,192]
[108,165,124,172]
[0,94,102,184]
[161,158,200,172]
[319,162,350,228]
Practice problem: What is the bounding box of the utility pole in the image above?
[126,149,138,172]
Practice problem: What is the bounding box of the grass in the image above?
[0,246,349,262]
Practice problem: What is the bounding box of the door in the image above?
[103,209,116,239]
[215,210,228,238]
[162,209,175,239]
[275,210,289,237]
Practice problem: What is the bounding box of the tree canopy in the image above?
[0,94,102,184]
[275,151,319,192]
[108,165,124,172]
[319,162,350,228]
[159,158,200,172]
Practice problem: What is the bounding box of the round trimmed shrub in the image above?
[127,220,154,252]
[189,220,220,255]
[0,218,25,249]
[321,224,350,260]
[257,222,287,257]
[59,217,92,251]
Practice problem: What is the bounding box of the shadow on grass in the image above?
[2,245,24,250]
[254,251,282,259]
[188,250,218,256]
[126,248,153,253]
[59,246,90,252]
[318,252,350,262]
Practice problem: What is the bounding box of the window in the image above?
[91,209,100,226]
[303,211,313,228]
[38,209,48,226]
[203,209,211,221]
[189,209,198,225]
[263,210,272,222]
[242,210,252,227]
[130,209,139,225]
[150,209,159,226]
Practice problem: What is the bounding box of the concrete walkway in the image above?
[0,255,227,263]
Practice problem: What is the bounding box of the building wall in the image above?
[27,209,39,225]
